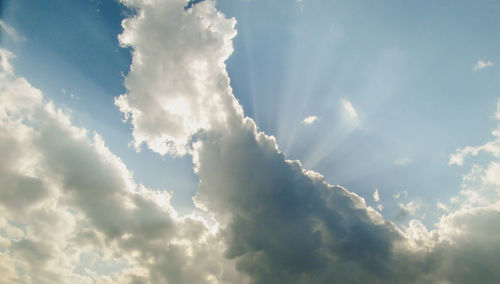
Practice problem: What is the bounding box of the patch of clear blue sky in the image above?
[1,0,499,224]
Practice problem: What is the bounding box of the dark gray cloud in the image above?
[193,122,401,282]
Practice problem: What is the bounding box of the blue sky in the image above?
[1,0,500,282]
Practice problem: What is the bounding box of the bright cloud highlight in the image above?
[301,115,319,125]
[473,60,494,71]
[340,98,360,127]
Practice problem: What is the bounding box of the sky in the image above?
[0,0,499,283]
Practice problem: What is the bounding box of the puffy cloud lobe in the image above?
[116,0,240,156]
[301,115,319,125]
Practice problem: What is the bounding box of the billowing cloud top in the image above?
[1,0,500,283]
[116,0,241,156]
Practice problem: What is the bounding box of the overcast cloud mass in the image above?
[1,0,500,283]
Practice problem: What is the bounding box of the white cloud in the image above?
[0,49,15,76]
[473,60,494,71]
[373,188,381,202]
[450,98,500,166]
[340,98,360,127]
[115,0,240,156]
[393,190,408,199]
[301,115,318,125]
[0,20,24,42]
[398,201,419,217]
[437,201,449,212]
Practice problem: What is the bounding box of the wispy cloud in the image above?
[0,19,25,42]
[394,157,411,166]
[301,115,319,125]
[341,98,360,127]
[397,201,419,220]
[393,190,408,199]
[373,188,381,203]
[473,60,494,71]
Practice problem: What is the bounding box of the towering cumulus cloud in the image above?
[115,0,402,282]
[115,0,241,156]
[115,0,500,283]
[2,0,500,283]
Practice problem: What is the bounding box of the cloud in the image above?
[115,0,239,156]
[3,0,500,282]
[340,98,360,127]
[450,98,500,167]
[473,60,494,71]
[117,2,404,281]
[393,190,408,199]
[301,115,319,125]
[397,201,419,220]
[394,157,411,166]
[115,1,500,282]
[0,49,245,283]
[185,0,206,10]
[373,188,381,203]
[0,20,24,42]
[437,201,449,212]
